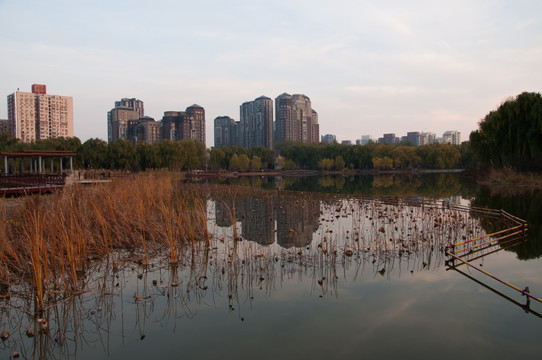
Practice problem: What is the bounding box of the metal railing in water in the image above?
[443,207,539,305]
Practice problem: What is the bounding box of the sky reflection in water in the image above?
[2,178,542,359]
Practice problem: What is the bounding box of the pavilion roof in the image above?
[1,150,76,158]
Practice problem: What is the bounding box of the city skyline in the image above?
[1,1,541,147]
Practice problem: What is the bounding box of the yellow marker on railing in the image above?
[446,251,542,304]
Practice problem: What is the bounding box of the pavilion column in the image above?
[3,156,7,175]
[60,158,63,173]
[50,158,54,173]
[69,156,73,173]
[21,158,25,173]
[39,156,42,174]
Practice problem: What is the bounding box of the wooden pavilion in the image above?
[1,150,76,195]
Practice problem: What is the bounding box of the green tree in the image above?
[250,155,262,171]
[238,154,250,172]
[391,146,421,169]
[80,138,108,169]
[229,154,240,170]
[334,155,345,170]
[373,157,393,170]
[107,140,137,170]
[317,158,334,170]
[179,139,206,169]
[470,92,542,170]
[209,147,227,170]
[0,133,20,152]
[417,143,460,169]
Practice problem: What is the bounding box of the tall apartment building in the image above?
[0,119,8,134]
[127,116,162,144]
[421,132,436,145]
[239,96,273,150]
[214,116,236,148]
[115,98,144,117]
[108,98,144,142]
[7,84,73,143]
[442,131,461,145]
[275,93,319,145]
[161,105,206,144]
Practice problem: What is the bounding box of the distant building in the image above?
[420,132,436,145]
[378,133,399,145]
[405,132,421,146]
[108,98,144,142]
[115,98,144,117]
[7,84,73,143]
[321,134,336,143]
[239,96,273,149]
[214,116,236,148]
[357,135,375,145]
[161,105,206,144]
[341,140,352,145]
[0,119,8,134]
[127,116,162,144]
[442,130,461,145]
[275,93,319,145]
[108,106,140,142]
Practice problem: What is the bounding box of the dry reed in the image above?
[0,174,210,313]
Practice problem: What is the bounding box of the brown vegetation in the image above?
[479,168,542,189]
[0,174,209,312]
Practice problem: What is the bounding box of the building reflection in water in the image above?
[214,193,320,248]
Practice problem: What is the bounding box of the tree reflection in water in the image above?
[1,188,519,358]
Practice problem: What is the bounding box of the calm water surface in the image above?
[2,174,541,359]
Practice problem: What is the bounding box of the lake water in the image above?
[1,173,541,359]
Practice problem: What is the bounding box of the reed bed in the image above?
[0,174,209,312]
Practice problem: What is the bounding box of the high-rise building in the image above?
[442,131,461,145]
[378,133,400,144]
[108,106,141,142]
[185,105,206,144]
[0,119,8,134]
[406,132,421,146]
[115,98,144,117]
[420,132,436,145]
[275,93,318,145]
[160,105,206,144]
[321,134,336,143]
[214,116,236,148]
[239,96,273,149]
[7,84,73,143]
[357,135,375,145]
[127,116,162,144]
[108,98,144,142]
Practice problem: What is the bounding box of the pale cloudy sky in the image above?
[1,0,541,146]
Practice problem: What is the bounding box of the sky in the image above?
[1,0,541,147]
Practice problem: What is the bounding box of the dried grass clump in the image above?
[0,174,209,312]
[487,168,542,188]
